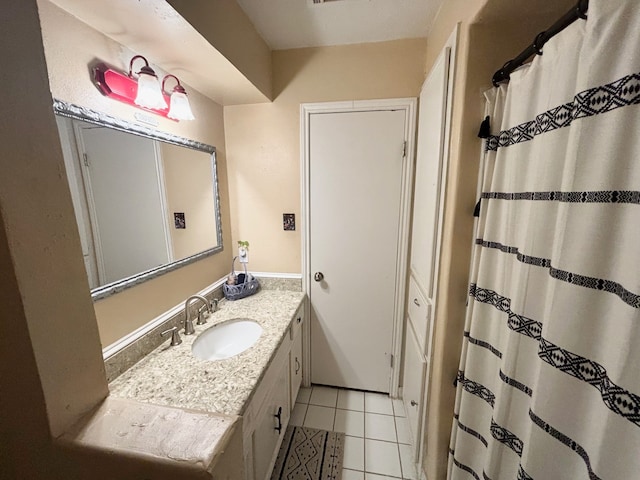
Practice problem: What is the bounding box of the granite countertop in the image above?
[58,396,239,476]
[109,290,305,416]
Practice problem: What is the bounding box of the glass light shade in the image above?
[168,90,195,120]
[134,73,167,109]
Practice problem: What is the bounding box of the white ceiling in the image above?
[47,0,270,105]
[235,0,446,50]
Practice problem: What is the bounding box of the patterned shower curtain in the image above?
[448,2,640,479]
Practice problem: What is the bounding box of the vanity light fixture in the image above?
[162,74,195,121]
[128,55,167,110]
[92,55,196,121]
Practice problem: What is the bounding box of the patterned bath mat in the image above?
[271,426,344,480]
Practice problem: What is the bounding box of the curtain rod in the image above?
[492,0,589,87]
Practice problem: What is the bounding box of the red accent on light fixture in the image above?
[93,63,177,121]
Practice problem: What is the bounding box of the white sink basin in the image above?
[191,319,263,361]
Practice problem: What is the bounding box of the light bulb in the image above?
[135,72,167,110]
[168,90,195,121]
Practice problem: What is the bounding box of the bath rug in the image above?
[270,425,344,480]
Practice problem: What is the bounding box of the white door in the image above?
[76,125,171,285]
[309,109,407,392]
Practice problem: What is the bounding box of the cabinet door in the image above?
[410,49,450,297]
[290,325,303,407]
[252,361,291,480]
[402,323,426,452]
[407,276,431,357]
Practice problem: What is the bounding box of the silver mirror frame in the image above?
[53,99,224,301]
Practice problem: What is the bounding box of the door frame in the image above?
[151,140,176,263]
[73,122,174,285]
[300,98,417,396]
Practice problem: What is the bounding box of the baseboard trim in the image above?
[252,272,302,279]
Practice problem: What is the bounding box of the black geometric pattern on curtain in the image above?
[456,370,496,408]
[452,415,534,480]
[528,409,601,480]
[486,72,640,152]
[499,370,533,397]
[539,338,640,427]
[474,239,640,308]
[517,465,534,480]
[454,361,599,480]
[455,413,489,447]
[481,190,640,204]
[464,331,503,358]
[490,419,524,456]
[453,372,533,479]
[469,284,640,428]
[450,449,481,480]
[469,284,543,340]
[456,363,600,480]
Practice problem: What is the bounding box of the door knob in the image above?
[314,272,324,282]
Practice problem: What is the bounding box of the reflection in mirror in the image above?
[53,100,222,300]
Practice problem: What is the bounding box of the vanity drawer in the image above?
[289,303,304,341]
[407,276,431,356]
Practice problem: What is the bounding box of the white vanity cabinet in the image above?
[251,359,290,480]
[290,307,304,406]
[243,302,306,480]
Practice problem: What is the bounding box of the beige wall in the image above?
[419,3,487,479]
[161,143,218,265]
[224,38,428,273]
[0,1,109,477]
[38,0,233,347]
[168,0,272,100]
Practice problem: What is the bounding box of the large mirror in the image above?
[53,100,223,300]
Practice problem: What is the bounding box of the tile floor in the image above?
[290,385,419,480]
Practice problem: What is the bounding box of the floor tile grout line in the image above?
[394,410,403,479]
[397,441,404,479]
[331,405,337,432]
[301,399,309,426]
[342,467,405,479]
[346,434,404,446]
[363,402,367,475]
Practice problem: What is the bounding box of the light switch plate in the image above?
[283,213,295,231]
[239,247,248,263]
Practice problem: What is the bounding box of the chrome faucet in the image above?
[184,295,211,335]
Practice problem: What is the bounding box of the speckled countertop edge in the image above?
[109,290,305,416]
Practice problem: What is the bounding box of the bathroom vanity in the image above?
[109,289,306,480]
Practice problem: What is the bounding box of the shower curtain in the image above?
[448,2,640,479]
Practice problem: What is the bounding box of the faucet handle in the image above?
[161,326,182,346]
[196,305,208,325]
[210,298,219,313]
